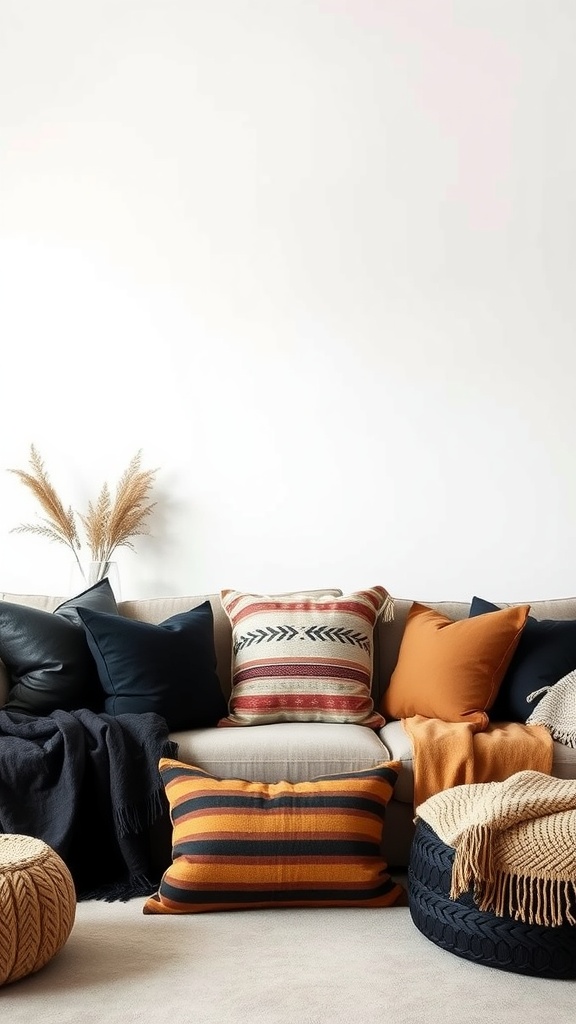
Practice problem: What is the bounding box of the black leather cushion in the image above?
[77,601,227,730]
[469,595,576,722]
[0,579,119,715]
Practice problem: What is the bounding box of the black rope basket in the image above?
[408,819,576,978]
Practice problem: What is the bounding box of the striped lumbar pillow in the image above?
[143,758,404,914]
[218,586,393,728]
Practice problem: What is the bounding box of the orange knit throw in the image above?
[403,715,553,808]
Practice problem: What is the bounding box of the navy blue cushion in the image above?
[1,578,119,715]
[469,596,576,722]
[77,601,227,730]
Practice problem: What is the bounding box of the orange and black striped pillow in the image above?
[143,758,404,914]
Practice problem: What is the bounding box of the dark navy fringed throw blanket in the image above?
[0,708,178,901]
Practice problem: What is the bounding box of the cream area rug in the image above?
[0,890,574,1023]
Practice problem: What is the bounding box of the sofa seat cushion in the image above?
[170,721,392,784]
[379,721,576,808]
[379,720,414,804]
[551,739,576,779]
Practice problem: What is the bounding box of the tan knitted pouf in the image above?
[0,834,76,986]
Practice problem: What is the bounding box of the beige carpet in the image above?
[1,892,574,1022]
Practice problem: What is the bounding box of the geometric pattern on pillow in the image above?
[219,586,393,728]
[142,758,404,914]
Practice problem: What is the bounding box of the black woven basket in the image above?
[408,819,576,979]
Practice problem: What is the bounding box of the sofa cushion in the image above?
[77,600,228,730]
[143,758,405,914]
[469,596,576,722]
[0,579,119,715]
[219,586,392,728]
[378,720,415,804]
[171,721,393,783]
[551,735,576,778]
[380,601,530,730]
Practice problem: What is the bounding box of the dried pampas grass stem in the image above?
[8,446,159,579]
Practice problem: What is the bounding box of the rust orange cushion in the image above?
[380,602,530,730]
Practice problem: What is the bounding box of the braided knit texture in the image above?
[416,770,576,928]
[526,668,576,747]
[0,834,76,986]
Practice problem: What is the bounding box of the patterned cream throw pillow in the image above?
[219,586,393,728]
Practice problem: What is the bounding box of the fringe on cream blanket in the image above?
[416,770,576,927]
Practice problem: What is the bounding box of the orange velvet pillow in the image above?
[380,602,530,730]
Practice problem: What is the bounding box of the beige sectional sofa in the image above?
[2,589,576,869]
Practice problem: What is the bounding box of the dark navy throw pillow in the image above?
[469,596,576,722]
[77,600,227,730]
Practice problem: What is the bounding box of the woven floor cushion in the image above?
[0,834,76,985]
[408,819,576,979]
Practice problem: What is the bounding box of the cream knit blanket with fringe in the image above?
[416,770,576,927]
[526,668,576,747]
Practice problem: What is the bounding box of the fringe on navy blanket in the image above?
[78,741,178,902]
[115,747,178,837]
[78,873,161,903]
[0,711,179,903]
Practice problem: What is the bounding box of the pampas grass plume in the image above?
[8,446,158,575]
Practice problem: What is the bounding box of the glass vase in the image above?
[87,561,121,600]
[69,560,121,601]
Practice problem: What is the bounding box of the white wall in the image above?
[1,0,575,602]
